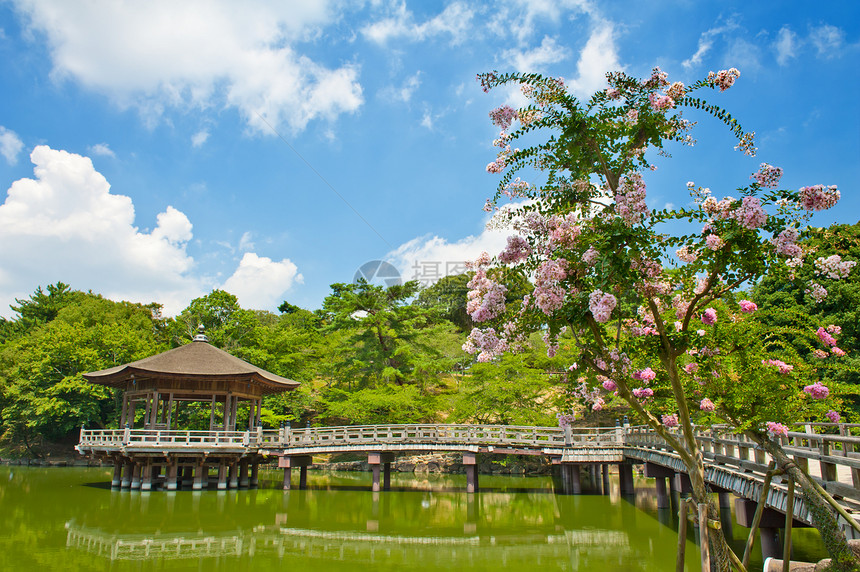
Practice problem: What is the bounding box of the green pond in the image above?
[0,466,828,571]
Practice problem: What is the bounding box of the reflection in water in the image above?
[0,467,828,571]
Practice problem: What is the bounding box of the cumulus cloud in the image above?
[14,0,363,134]
[88,142,115,157]
[489,0,594,44]
[380,72,422,103]
[362,1,474,45]
[810,24,845,58]
[503,36,570,72]
[773,26,798,66]
[565,22,622,97]
[0,126,24,165]
[682,19,739,71]
[387,224,509,285]
[191,129,209,148]
[0,145,205,316]
[222,252,302,310]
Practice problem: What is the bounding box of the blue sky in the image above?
[0,1,857,316]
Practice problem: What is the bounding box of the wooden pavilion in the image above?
[79,327,298,491]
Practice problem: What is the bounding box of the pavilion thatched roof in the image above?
[84,338,299,394]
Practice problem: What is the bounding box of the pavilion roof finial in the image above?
[192,324,209,343]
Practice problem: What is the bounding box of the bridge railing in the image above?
[79,428,253,448]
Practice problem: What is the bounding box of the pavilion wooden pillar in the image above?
[121,460,134,488]
[239,459,250,488]
[111,460,123,487]
[217,461,229,490]
[250,461,259,487]
[229,461,239,489]
[166,459,179,491]
[141,458,153,491]
[130,462,141,490]
[192,460,205,490]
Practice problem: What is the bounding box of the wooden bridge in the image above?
[77,421,860,556]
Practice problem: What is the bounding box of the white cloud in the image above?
[566,22,622,98]
[14,0,363,134]
[0,126,24,165]
[420,111,434,130]
[724,37,761,73]
[221,252,302,310]
[191,129,209,147]
[810,24,845,58]
[773,26,798,66]
[238,231,255,251]
[0,145,205,316]
[490,0,593,44]
[503,36,570,72]
[682,19,739,71]
[362,1,474,45]
[380,71,421,103]
[387,224,510,284]
[88,142,115,157]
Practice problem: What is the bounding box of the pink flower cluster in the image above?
[803,382,830,400]
[734,196,767,230]
[489,105,518,130]
[799,185,840,211]
[676,245,698,264]
[767,422,789,438]
[648,92,674,111]
[498,235,532,264]
[735,131,757,156]
[642,67,669,89]
[592,397,606,411]
[666,81,685,100]
[832,347,846,357]
[462,327,507,362]
[548,213,582,249]
[705,234,725,251]
[762,359,793,374]
[815,254,856,279]
[662,414,679,428]
[556,412,577,428]
[806,282,828,303]
[708,68,740,91]
[775,228,802,257]
[739,300,758,313]
[684,362,699,374]
[750,163,783,188]
[632,368,656,382]
[699,398,715,412]
[827,410,841,423]
[817,327,838,346]
[534,259,568,315]
[582,246,599,266]
[602,378,617,391]
[466,255,507,322]
[701,308,717,325]
[615,173,650,225]
[589,290,617,323]
[632,387,654,399]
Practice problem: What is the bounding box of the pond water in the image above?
[0,466,828,571]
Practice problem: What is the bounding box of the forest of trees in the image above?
[0,221,857,457]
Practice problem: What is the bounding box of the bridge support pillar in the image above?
[718,491,732,511]
[644,462,675,508]
[131,462,141,490]
[166,459,178,491]
[250,461,259,488]
[228,461,238,489]
[279,455,312,491]
[121,461,133,488]
[239,459,250,488]
[589,464,600,494]
[141,460,153,491]
[182,465,194,488]
[618,463,634,495]
[602,464,610,495]
[217,461,228,490]
[673,472,693,495]
[192,460,205,490]
[463,452,479,494]
[111,460,123,488]
[654,477,669,508]
[760,527,782,560]
[383,462,391,491]
[369,453,395,492]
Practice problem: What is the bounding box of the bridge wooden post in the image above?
[602,464,610,495]
[217,461,228,490]
[111,460,123,487]
[463,452,479,494]
[618,463,634,495]
[130,462,141,490]
[368,452,395,492]
[279,455,312,491]
[166,459,179,491]
[383,462,391,491]
[250,461,259,487]
[570,465,582,494]
[229,461,239,489]
[121,460,133,488]
[644,462,674,508]
[192,460,205,490]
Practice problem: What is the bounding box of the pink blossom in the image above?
[708,68,740,91]
[705,234,724,251]
[606,88,621,100]
[489,105,518,130]
[592,397,605,411]
[463,327,508,362]
[632,368,657,382]
[739,300,758,313]
[762,359,793,375]
[734,196,767,230]
[632,387,654,399]
[498,235,532,264]
[803,382,830,400]
[466,258,507,322]
[816,327,838,347]
[684,362,699,374]
[832,347,846,357]
[661,414,679,428]
[701,308,717,325]
[699,398,715,412]
[813,349,829,359]
[582,247,599,266]
[815,255,856,279]
[799,185,840,211]
[827,324,842,335]
[750,163,783,188]
[602,379,617,391]
[556,412,577,427]
[806,282,828,303]
[589,290,617,323]
[766,422,789,438]
[775,227,803,258]
[826,410,841,423]
[615,172,650,225]
[676,245,698,264]
[648,92,675,111]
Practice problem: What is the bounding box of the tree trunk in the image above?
[685,452,734,571]
[750,433,860,572]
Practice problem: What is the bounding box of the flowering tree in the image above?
[469,68,858,570]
